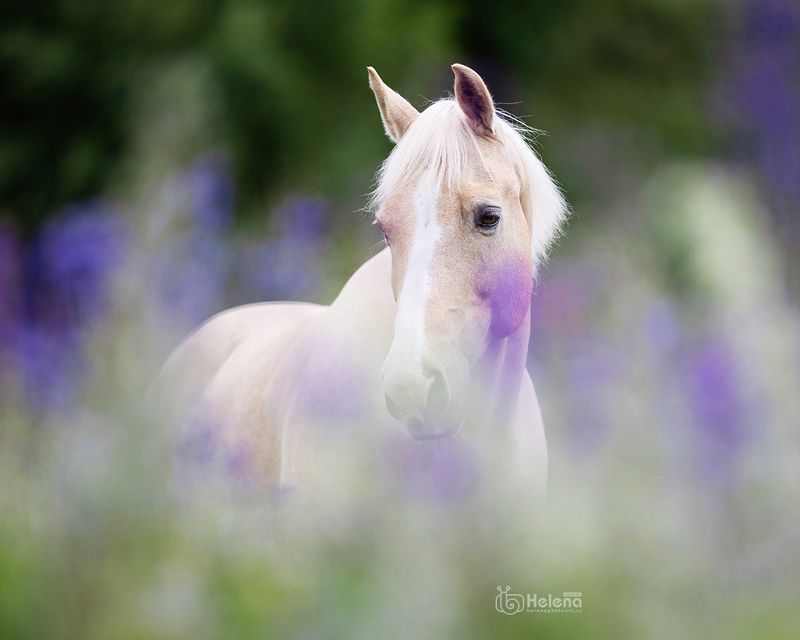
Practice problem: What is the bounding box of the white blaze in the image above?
[392,174,441,360]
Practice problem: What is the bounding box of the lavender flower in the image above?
[387,437,479,505]
[278,197,328,244]
[12,324,80,413]
[39,200,128,327]
[239,197,330,301]
[4,201,129,413]
[719,0,800,247]
[187,154,235,231]
[151,155,235,327]
[241,239,321,300]
[153,233,229,326]
[682,337,747,484]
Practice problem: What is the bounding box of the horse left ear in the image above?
[452,63,495,137]
[367,67,419,143]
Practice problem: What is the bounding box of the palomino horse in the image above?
[156,64,567,505]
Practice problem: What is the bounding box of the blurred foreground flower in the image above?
[241,197,329,301]
[2,202,128,413]
[150,154,234,328]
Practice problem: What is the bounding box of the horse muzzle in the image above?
[382,352,464,440]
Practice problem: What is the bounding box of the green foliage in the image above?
[460,0,718,143]
[1,0,719,228]
[0,0,454,228]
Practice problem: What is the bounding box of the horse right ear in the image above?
[367,67,419,143]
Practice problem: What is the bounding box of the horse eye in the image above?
[476,207,501,230]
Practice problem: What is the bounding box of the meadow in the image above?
[1,1,799,637]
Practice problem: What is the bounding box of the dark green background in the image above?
[0,0,721,231]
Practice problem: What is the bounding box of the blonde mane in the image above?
[370,99,568,269]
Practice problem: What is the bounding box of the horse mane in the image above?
[370,99,568,271]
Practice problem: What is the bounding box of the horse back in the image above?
[153,302,327,482]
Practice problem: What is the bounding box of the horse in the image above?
[154,64,567,508]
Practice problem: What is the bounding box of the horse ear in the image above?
[452,63,495,137]
[367,67,419,143]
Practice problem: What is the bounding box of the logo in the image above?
[495,586,526,615]
[495,586,582,615]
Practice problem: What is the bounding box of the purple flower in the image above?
[148,155,238,327]
[39,200,128,326]
[717,0,800,245]
[277,197,329,243]
[236,196,329,301]
[530,269,590,341]
[225,445,253,480]
[3,201,128,413]
[682,337,747,484]
[744,0,800,42]
[387,437,479,505]
[562,342,623,457]
[645,298,682,355]
[153,233,229,326]
[175,416,219,468]
[187,154,235,231]
[12,325,80,413]
[240,238,321,301]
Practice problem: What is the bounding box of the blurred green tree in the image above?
[0,0,719,230]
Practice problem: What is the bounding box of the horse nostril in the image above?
[425,368,450,416]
